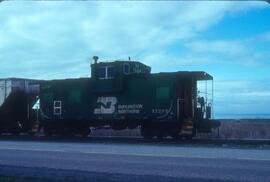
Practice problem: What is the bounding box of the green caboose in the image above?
[39,57,219,138]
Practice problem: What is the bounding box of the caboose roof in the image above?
[182,71,213,80]
[94,60,151,71]
[96,60,146,65]
[155,71,213,81]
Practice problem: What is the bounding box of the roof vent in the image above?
[93,56,99,64]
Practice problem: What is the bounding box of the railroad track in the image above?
[0,135,269,149]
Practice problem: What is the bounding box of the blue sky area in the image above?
[0,1,269,118]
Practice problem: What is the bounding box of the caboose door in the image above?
[176,98,184,121]
[176,79,193,121]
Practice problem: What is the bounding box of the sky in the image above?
[0,1,270,117]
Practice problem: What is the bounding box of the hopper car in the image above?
[0,78,39,135]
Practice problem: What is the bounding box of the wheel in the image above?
[43,125,53,137]
[156,130,165,139]
[81,128,90,137]
[28,131,35,136]
[171,128,181,140]
[12,123,21,136]
[185,135,193,140]
[60,125,74,137]
[171,132,181,140]
[12,129,20,136]
[141,125,153,139]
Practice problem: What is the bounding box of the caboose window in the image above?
[156,87,170,100]
[98,67,106,79]
[107,66,115,78]
[68,90,82,104]
[123,63,130,74]
[98,66,115,79]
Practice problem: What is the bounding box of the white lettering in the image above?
[94,97,117,114]
[118,104,143,114]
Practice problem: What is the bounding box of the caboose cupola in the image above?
[91,57,151,79]
[91,57,151,93]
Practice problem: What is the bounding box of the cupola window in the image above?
[98,66,115,79]
[123,63,130,75]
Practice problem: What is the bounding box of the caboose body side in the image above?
[39,59,219,138]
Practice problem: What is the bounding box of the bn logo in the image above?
[94,97,117,114]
